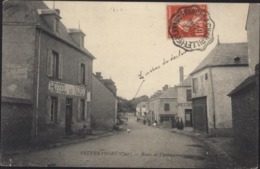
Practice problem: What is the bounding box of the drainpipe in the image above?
[35,25,42,136]
[209,66,216,129]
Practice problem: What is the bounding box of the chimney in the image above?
[96,72,103,79]
[102,79,117,96]
[163,85,169,91]
[68,29,85,48]
[179,66,184,83]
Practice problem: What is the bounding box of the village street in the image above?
[8,116,217,168]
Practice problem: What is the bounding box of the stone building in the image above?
[2,0,95,151]
[228,4,259,167]
[175,67,192,127]
[148,86,177,127]
[136,102,148,117]
[91,72,118,129]
[190,42,249,136]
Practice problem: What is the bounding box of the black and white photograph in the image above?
[1,0,259,168]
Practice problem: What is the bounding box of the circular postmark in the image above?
[168,5,215,51]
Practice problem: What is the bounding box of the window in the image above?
[192,78,198,93]
[200,76,205,91]
[55,18,59,33]
[160,115,170,123]
[79,35,84,48]
[80,99,85,120]
[164,103,170,111]
[186,89,192,101]
[52,52,59,78]
[78,99,87,121]
[50,97,58,123]
[47,50,63,79]
[78,63,87,84]
[80,64,85,84]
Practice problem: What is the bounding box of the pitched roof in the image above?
[150,90,163,100]
[190,43,248,75]
[136,102,147,108]
[159,87,177,99]
[3,0,95,59]
[228,74,257,96]
[92,73,117,98]
[177,76,192,87]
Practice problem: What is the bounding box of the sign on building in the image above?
[48,81,85,96]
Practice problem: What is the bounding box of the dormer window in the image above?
[68,29,85,48]
[38,9,61,33]
[54,17,59,33]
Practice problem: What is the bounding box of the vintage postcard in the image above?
[1,0,259,168]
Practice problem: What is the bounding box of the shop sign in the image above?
[49,81,85,96]
[178,103,192,107]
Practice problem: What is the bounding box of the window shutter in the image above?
[85,63,88,85]
[77,99,81,121]
[57,97,60,123]
[58,53,63,79]
[87,92,91,102]
[84,100,88,120]
[78,62,81,83]
[46,96,51,124]
[47,50,53,77]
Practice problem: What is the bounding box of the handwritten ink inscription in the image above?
[138,50,186,80]
[49,81,85,96]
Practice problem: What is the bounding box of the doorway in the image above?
[65,98,73,135]
[193,97,208,134]
[185,109,193,127]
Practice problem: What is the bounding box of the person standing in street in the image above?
[180,118,184,130]
[176,117,180,130]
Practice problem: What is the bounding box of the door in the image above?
[185,109,193,127]
[170,116,176,128]
[192,97,208,134]
[65,98,73,135]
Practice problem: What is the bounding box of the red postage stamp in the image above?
[167,4,214,51]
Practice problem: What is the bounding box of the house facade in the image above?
[228,4,259,167]
[176,76,192,127]
[91,72,118,129]
[2,0,95,150]
[136,102,148,117]
[190,42,249,136]
[148,86,178,127]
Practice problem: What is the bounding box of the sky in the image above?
[45,1,248,100]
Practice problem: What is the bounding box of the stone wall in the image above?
[91,75,117,129]
[231,82,258,166]
[1,102,33,154]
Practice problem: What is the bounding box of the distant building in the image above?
[136,102,148,117]
[190,42,249,136]
[2,1,95,150]
[175,67,192,127]
[149,86,177,128]
[228,4,259,167]
[91,72,117,129]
